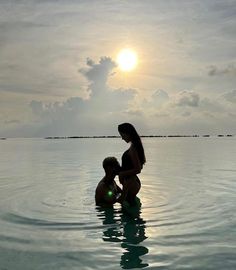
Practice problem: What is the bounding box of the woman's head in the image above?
[118,123,139,143]
[118,123,146,165]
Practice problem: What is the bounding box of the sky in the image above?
[0,0,236,137]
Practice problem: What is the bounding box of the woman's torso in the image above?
[121,148,141,185]
[121,149,133,171]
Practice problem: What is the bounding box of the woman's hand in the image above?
[117,175,129,204]
[119,171,126,184]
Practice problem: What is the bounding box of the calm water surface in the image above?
[0,137,235,269]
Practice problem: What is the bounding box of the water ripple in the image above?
[0,138,236,269]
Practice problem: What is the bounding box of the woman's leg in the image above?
[126,178,141,206]
[118,176,141,205]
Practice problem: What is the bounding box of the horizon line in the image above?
[44,134,234,139]
[1,134,235,140]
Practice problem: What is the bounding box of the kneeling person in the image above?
[95,157,122,206]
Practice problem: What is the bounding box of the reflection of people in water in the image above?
[120,214,148,269]
[96,205,149,269]
[95,157,122,206]
[96,206,123,243]
[117,123,146,206]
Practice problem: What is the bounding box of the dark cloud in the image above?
[0,21,50,31]
[182,111,191,117]
[208,64,236,76]
[4,119,21,125]
[222,89,236,103]
[175,91,200,107]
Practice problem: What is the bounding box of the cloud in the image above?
[200,97,225,114]
[151,89,169,105]
[222,89,236,103]
[182,111,191,117]
[140,90,202,126]
[28,56,137,136]
[29,97,89,136]
[174,91,200,107]
[1,0,236,137]
[123,109,143,117]
[80,57,117,94]
[30,100,44,115]
[142,89,235,130]
[78,56,136,113]
[141,89,169,113]
[208,64,236,76]
[4,119,21,125]
[30,97,87,119]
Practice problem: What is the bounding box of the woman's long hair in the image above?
[118,123,146,166]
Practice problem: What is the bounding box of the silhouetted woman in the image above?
[117,123,146,205]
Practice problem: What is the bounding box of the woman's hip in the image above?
[122,175,141,187]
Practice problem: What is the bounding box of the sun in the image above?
[117,49,138,72]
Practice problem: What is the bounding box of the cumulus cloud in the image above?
[143,89,235,131]
[28,56,137,136]
[174,91,200,107]
[151,89,169,105]
[79,57,135,113]
[208,64,236,76]
[80,57,117,95]
[141,89,169,114]
[30,97,87,119]
[143,90,206,121]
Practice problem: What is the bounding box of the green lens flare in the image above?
[108,191,113,197]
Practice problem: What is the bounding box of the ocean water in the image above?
[0,137,235,270]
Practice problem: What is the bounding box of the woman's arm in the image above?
[116,180,129,203]
[115,182,122,193]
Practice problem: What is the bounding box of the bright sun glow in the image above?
[117,49,138,72]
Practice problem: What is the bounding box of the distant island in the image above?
[44,134,234,139]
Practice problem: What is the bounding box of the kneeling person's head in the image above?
[103,157,120,176]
